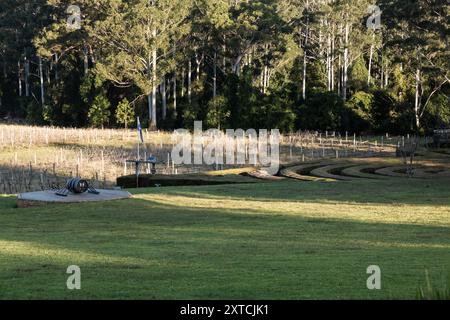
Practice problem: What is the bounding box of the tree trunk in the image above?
[188,60,192,104]
[337,54,341,95]
[46,64,51,84]
[263,65,268,94]
[89,45,96,65]
[24,56,30,97]
[54,53,59,82]
[302,25,308,100]
[380,51,384,89]
[384,62,389,88]
[331,34,335,91]
[18,60,22,96]
[195,51,201,81]
[343,22,349,101]
[260,66,264,91]
[38,56,45,107]
[83,46,89,76]
[151,45,157,129]
[414,68,422,129]
[181,67,185,98]
[367,33,375,87]
[213,51,217,99]
[222,35,227,72]
[148,27,158,129]
[161,75,166,120]
[232,54,243,75]
[302,54,307,100]
[173,72,177,117]
[148,94,152,124]
[326,30,331,91]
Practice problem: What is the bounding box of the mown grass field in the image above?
[0,178,449,299]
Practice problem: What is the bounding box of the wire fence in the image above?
[0,124,412,194]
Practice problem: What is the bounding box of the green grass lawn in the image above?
[0,178,449,299]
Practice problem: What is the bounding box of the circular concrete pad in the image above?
[17,189,132,208]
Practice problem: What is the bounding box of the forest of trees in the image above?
[0,0,448,134]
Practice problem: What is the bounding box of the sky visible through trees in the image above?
[0,0,448,133]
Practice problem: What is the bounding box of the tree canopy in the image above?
[0,0,448,133]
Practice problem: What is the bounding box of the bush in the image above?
[422,93,450,132]
[350,57,369,92]
[346,91,373,120]
[26,100,44,125]
[116,174,253,188]
[296,91,345,131]
[115,98,135,129]
[88,93,111,128]
[224,70,261,129]
[258,95,296,132]
[205,95,230,129]
[392,99,415,134]
[371,89,397,133]
[344,91,373,132]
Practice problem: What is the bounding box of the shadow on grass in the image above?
[137,178,450,206]
[0,194,18,209]
[1,180,449,299]
[1,195,449,263]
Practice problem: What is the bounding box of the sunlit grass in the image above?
[0,179,449,299]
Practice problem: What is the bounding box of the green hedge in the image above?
[116,174,257,188]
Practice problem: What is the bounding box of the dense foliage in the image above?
[0,0,448,133]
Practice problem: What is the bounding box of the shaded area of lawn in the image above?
[158,178,450,206]
[0,179,449,299]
